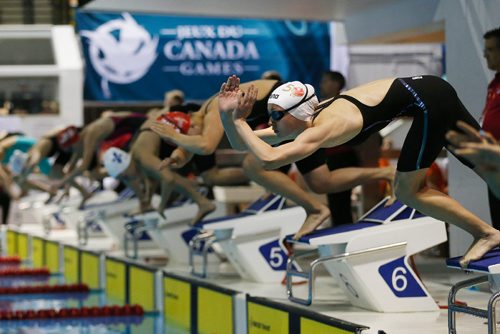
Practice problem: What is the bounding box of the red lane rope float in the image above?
[0,256,21,265]
[0,304,144,321]
[0,283,89,295]
[0,268,50,277]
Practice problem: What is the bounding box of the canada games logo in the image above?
[80,13,159,98]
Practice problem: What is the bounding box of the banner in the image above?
[76,11,333,101]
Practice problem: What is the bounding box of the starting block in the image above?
[285,198,447,312]
[447,248,500,334]
[120,199,227,261]
[57,189,138,245]
[11,188,82,227]
[94,195,227,260]
[38,190,119,238]
[189,193,306,282]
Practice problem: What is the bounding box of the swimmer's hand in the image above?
[219,75,242,114]
[150,122,177,140]
[447,121,500,171]
[232,84,258,121]
[158,149,191,170]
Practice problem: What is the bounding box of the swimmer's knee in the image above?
[242,154,261,174]
[307,178,328,194]
[394,173,424,206]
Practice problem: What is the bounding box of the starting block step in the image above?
[447,248,500,274]
[286,197,447,312]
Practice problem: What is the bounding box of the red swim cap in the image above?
[156,112,191,134]
[56,126,80,150]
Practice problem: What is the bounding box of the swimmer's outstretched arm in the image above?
[218,74,330,169]
[150,97,224,156]
[233,119,327,169]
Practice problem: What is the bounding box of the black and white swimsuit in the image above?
[316,75,480,171]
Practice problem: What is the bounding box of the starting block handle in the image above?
[286,249,317,306]
[123,220,159,260]
[77,211,104,246]
[286,242,407,306]
[123,225,140,260]
[42,214,51,236]
[77,217,89,246]
[189,232,216,278]
[448,275,494,334]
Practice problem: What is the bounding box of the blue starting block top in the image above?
[285,198,429,244]
[447,248,500,274]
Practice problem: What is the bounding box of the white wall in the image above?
[347,44,443,88]
[0,26,83,138]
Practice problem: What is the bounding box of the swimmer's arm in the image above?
[220,110,247,151]
[58,133,98,186]
[17,148,41,184]
[63,149,80,175]
[24,148,41,172]
[222,116,285,151]
[0,165,13,191]
[169,147,193,168]
[254,127,291,145]
[151,98,223,155]
[100,111,133,118]
[233,119,329,169]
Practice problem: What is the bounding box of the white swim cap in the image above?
[8,150,28,175]
[103,176,120,190]
[103,147,131,178]
[267,81,319,121]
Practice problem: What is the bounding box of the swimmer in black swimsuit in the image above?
[106,110,216,225]
[152,80,394,234]
[219,74,500,267]
[16,126,89,202]
[51,111,147,208]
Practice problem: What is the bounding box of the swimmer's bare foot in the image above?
[460,231,500,268]
[385,194,397,206]
[190,201,216,226]
[293,205,330,240]
[78,192,94,210]
[44,187,59,204]
[129,206,151,217]
[54,192,68,205]
[44,193,56,205]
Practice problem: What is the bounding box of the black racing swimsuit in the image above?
[134,128,217,175]
[316,75,480,172]
[46,136,73,166]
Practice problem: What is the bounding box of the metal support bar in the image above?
[77,217,89,246]
[42,214,51,236]
[286,242,407,306]
[189,231,218,278]
[77,211,105,246]
[448,274,500,334]
[123,219,159,259]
